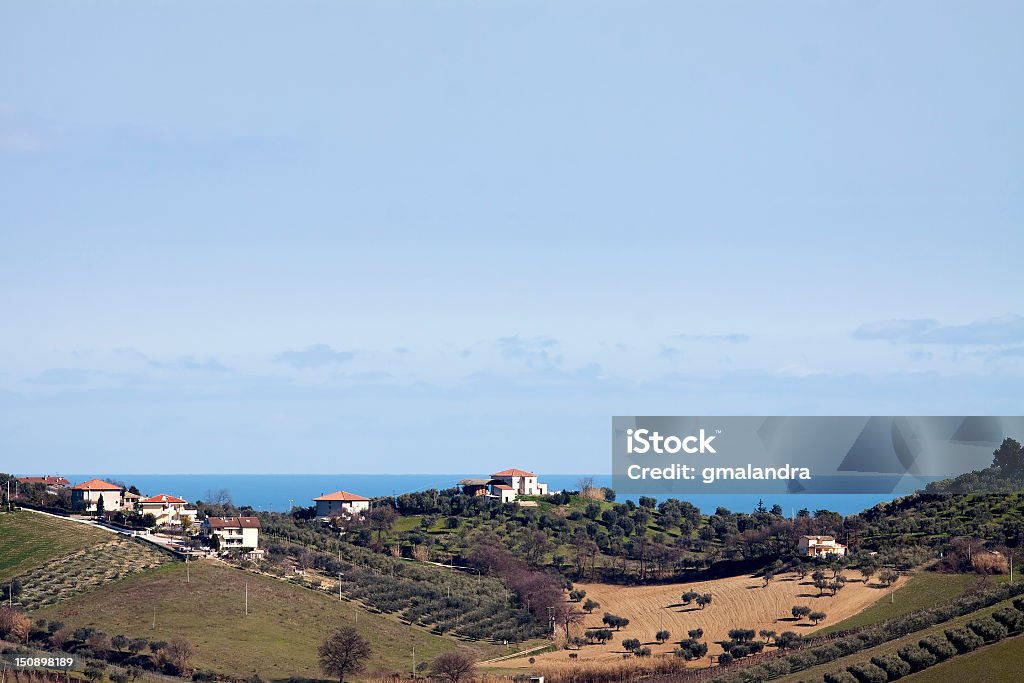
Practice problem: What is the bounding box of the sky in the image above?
[1,2,1022,474]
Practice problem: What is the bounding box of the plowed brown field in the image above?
[497,570,906,667]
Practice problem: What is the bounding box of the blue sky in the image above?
[1,2,1022,474]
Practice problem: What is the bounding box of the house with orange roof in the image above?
[137,493,198,526]
[313,490,371,519]
[488,468,548,501]
[70,479,129,512]
[16,475,71,495]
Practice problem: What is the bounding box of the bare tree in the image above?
[163,636,196,675]
[577,477,595,495]
[430,651,476,683]
[318,627,372,683]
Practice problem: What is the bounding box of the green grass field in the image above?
[819,573,978,634]
[902,633,1024,682]
[0,510,108,581]
[35,560,510,680]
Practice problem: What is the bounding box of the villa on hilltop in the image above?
[799,534,848,557]
[459,469,549,503]
[313,490,370,518]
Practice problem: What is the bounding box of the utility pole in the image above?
[186,555,190,583]
[411,642,416,679]
[245,582,249,615]
[339,573,343,602]
[152,607,156,628]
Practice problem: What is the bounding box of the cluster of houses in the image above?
[15,476,262,553]
[16,467,552,550]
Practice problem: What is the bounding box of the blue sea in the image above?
[55,474,900,516]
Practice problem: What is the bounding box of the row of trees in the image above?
[0,608,195,676]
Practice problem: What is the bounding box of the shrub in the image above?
[896,644,936,672]
[823,671,858,683]
[944,627,984,653]
[967,616,1008,642]
[919,635,956,661]
[870,653,911,680]
[775,631,801,650]
[993,606,1024,633]
[846,662,888,683]
[675,638,708,660]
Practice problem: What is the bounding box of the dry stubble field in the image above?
[499,569,907,667]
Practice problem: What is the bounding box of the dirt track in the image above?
[496,570,906,666]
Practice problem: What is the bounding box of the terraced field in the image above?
[0,511,108,581]
[15,536,172,608]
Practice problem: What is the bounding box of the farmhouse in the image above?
[491,484,517,503]
[489,468,548,501]
[137,494,198,526]
[313,490,370,518]
[799,534,847,557]
[202,516,261,550]
[71,479,130,512]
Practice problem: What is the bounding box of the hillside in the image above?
[34,560,509,679]
[0,510,109,581]
[902,632,1024,682]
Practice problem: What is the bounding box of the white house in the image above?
[491,484,517,503]
[202,516,261,550]
[71,479,129,512]
[137,494,198,526]
[798,535,847,557]
[488,469,548,502]
[313,490,370,518]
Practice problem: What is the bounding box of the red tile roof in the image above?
[204,516,261,529]
[492,484,514,490]
[314,490,369,502]
[139,494,188,504]
[72,479,123,491]
[16,476,70,486]
[491,468,536,477]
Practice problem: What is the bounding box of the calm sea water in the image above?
[57,473,897,516]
